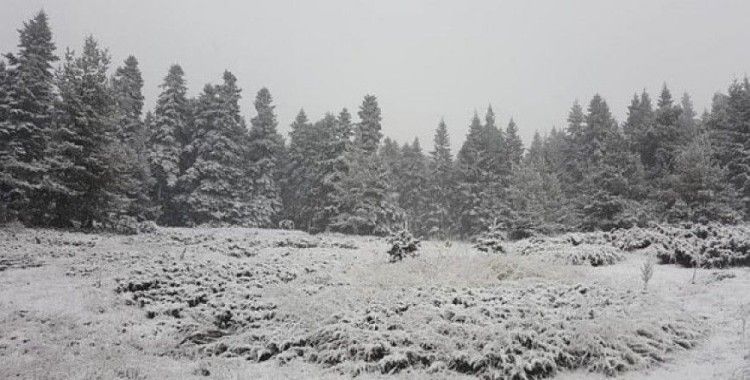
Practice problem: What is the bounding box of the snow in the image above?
[0,225,747,379]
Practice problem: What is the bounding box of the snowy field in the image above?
[0,225,748,379]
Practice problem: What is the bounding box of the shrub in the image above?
[473,219,505,253]
[386,228,419,262]
[278,219,295,230]
[520,240,624,266]
[111,215,139,235]
[137,221,158,234]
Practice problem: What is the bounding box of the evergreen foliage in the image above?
[0,11,57,224]
[148,64,188,225]
[2,10,750,238]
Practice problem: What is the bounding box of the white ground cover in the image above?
[0,226,747,379]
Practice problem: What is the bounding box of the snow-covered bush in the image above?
[137,221,158,234]
[386,228,419,262]
[520,239,624,266]
[111,215,139,235]
[650,224,750,268]
[278,219,295,230]
[473,219,505,253]
[259,283,703,378]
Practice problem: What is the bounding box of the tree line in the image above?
[1,12,749,238]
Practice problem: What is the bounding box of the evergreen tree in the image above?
[678,92,698,136]
[312,108,354,232]
[707,78,750,218]
[425,119,455,237]
[148,64,188,225]
[281,109,313,226]
[455,112,507,236]
[395,138,429,235]
[248,87,284,226]
[483,105,505,175]
[180,72,256,225]
[623,90,657,171]
[110,56,154,220]
[0,11,57,224]
[331,96,402,235]
[652,84,684,178]
[579,95,645,230]
[45,37,119,227]
[354,94,382,155]
[672,133,740,223]
[504,118,524,168]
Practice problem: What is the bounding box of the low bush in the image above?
[474,220,506,253]
[386,228,420,262]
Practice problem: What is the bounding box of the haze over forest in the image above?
[3,0,749,146]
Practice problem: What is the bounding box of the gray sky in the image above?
[2,0,749,149]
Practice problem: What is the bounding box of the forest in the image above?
[1,11,749,240]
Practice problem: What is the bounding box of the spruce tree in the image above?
[354,94,382,155]
[652,84,684,178]
[45,37,119,227]
[180,72,255,225]
[425,119,455,237]
[483,105,505,176]
[148,64,188,225]
[0,11,57,224]
[331,96,402,235]
[248,87,284,226]
[455,112,505,237]
[281,109,313,226]
[504,118,524,168]
[395,138,429,235]
[707,78,750,218]
[312,109,354,232]
[111,56,154,220]
[623,90,656,171]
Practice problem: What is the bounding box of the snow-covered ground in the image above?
[0,226,747,379]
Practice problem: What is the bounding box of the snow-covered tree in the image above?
[424,119,455,238]
[354,94,382,155]
[111,55,154,220]
[148,64,188,225]
[311,109,354,232]
[0,11,57,224]
[707,78,750,219]
[180,72,256,226]
[45,37,119,227]
[248,87,284,226]
[331,95,402,235]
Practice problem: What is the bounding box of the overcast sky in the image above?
[2,0,749,149]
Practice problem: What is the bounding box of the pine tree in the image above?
[652,84,684,178]
[45,37,119,227]
[312,108,354,232]
[180,72,256,226]
[111,56,154,220]
[673,133,740,223]
[425,119,455,237]
[573,95,645,230]
[0,11,58,224]
[331,96,402,235]
[504,118,524,168]
[678,92,698,136]
[483,105,505,176]
[707,78,750,218]
[248,87,284,226]
[148,64,188,225]
[395,138,429,235]
[455,112,507,237]
[281,109,313,226]
[354,94,382,155]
